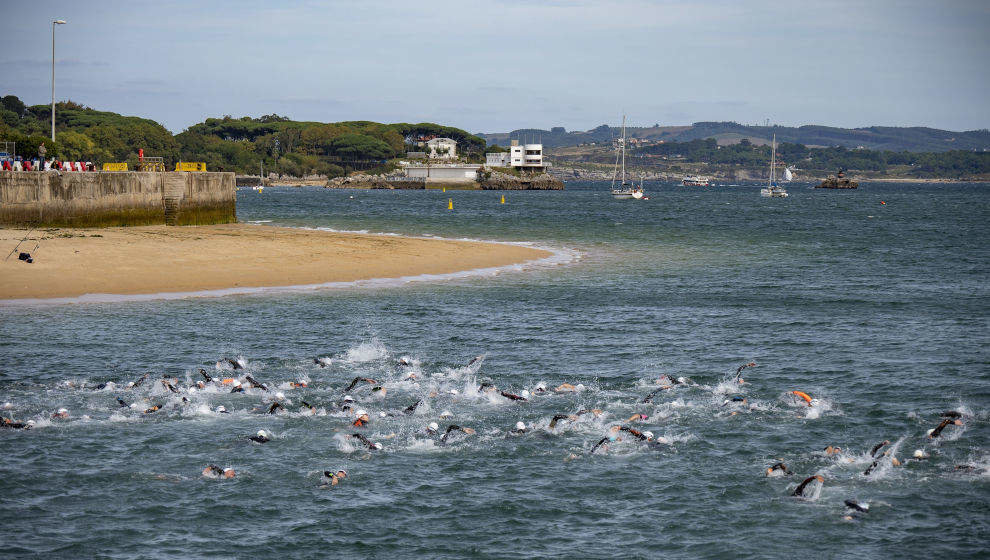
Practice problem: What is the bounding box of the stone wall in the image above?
[0,171,236,227]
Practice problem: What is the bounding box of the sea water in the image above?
[0,182,987,558]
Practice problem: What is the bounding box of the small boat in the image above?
[682,176,712,187]
[760,133,788,198]
[610,116,645,200]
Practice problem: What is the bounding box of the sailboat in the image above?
[611,116,644,199]
[760,133,788,198]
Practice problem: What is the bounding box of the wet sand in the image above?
[0,225,551,300]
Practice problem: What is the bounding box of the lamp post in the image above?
[51,19,66,142]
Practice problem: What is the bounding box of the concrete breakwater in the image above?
[0,171,236,227]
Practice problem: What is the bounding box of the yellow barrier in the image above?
[175,162,207,172]
[102,162,128,172]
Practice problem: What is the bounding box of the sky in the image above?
[1,0,988,134]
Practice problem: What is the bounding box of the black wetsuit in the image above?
[643,387,669,403]
[870,440,890,457]
[161,379,180,394]
[344,377,376,393]
[844,500,868,513]
[439,425,470,444]
[500,391,527,401]
[769,462,792,475]
[249,434,270,444]
[941,411,962,419]
[222,358,243,370]
[930,418,954,439]
[590,437,610,453]
[350,433,378,450]
[549,414,571,429]
[619,426,648,441]
[230,385,245,394]
[314,358,327,368]
[245,375,268,391]
[468,356,483,366]
[117,398,130,408]
[268,402,286,415]
[205,465,224,476]
[792,476,821,497]
[200,369,214,383]
[403,400,421,415]
[1,419,29,429]
[130,374,149,388]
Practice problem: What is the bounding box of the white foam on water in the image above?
[343,340,389,363]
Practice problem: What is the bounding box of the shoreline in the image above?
[0,224,555,302]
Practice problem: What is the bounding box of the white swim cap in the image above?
[535,382,547,391]
[58,408,68,414]
[355,409,368,417]
[130,403,138,409]
[913,449,926,458]
[216,406,227,413]
[2,402,12,409]
[373,443,383,450]
[223,467,234,474]
[575,383,585,391]
[449,389,459,395]
[810,399,821,407]
[521,390,530,398]
[515,421,526,430]
[378,411,387,418]
[440,410,453,418]
[428,422,439,431]
[343,395,355,402]
[27,420,35,426]
[677,377,687,384]
[234,380,242,387]
[643,431,655,440]
[926,428,934,436]
[275,392,285,400]
[127,382,135,387]
[257,430,267,437]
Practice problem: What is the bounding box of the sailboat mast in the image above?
[621,115,626,184]
[770,133,776,186]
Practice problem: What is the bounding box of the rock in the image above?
[478,170,564,190]
[815,174,859,189]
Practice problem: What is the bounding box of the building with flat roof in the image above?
[425,138,457,159]
[487,140,547,172]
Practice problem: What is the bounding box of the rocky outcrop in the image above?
[478,170,564,190]
[816,173,859,189]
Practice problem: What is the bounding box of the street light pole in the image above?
[51,19,66,142]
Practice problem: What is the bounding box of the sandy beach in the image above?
[0,225,551,300]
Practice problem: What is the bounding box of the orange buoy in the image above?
[791,390,813,406]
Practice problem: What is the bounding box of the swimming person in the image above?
[161,379,180,394]
[267,402,286,415]
[221,358,243,370]
[507,421,527,436]
[500,390,528,401]
[52,408,69,419]
[426,422,440,435]
[403,400,422,415]
[116,398,131,408]
[352,409,371,427]
[144,403,162,414]
[642,386,671,403]
[842,499,870,521]
[128,373,150,389]
[792,475,824,497]
[928,417,962,439]
[245,375,269,391]
[248,430,270,444]
[439,424,476,444]
[548,414,571,429]
[200,369,214,383]
[823,446,842,456]
[467,355,484,366]
[734,362,757,383]
[791,391,813,407]
[870,440,891,457]
[766,463,792,477]
[322,470,347,487]
[349,433,382,450]
[344,377,378,393]
[230,381,245,394]
[1,417,30,429]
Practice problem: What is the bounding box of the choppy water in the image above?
[1,182,988,559]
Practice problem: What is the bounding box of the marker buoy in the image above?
[448,198,453,210]
[442,187,446,193]
[500,194,505,204]
[880,201,886,205]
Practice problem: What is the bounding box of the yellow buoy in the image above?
[448,198,453,210]
[500,194,505,204]
[442,187,446,192]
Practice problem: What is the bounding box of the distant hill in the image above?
[480,122,990,152]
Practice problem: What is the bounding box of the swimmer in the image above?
[221,358,243,370]
[590,436,614,454]
[554,383,581,393]
[941,410,962,419]
[267,402,286,415]
[349,433,382,450]
[0,417,30,429]
[313,357,328,368]
[439,410,453,419]
[500,390,528,401]
[398,357,412,366]
[143,403,162,414]
[200,369,214,383]
[322,469,347,486]
[910,449,929,461]
[734,362,757,383]
[371,386,386,397]
[823,446,842,456]
[928,417,962,439]
[844,499,869,513]
[864,450,900,475]
[627,413,649,423]
[216,406,229,414]
[792,475,824,497]
[344,377,378,393]
[467,355,484,366]
[116,398,130,408]
[290,381,308,388]
[300,401,317,413]
[508,421,527,436]
[128,373,150,389]
[248,430,270,444]
[401,371,418,381]
[403,400,421,415]
[766,462,792,477]
[870,440,891,457]
[426,422,440,435]
[618,426,653,441]
[791,391,813,407]
[160,379,180,394]
[244,375,269,391]
[202,465,236,479]
[548,414,572,429]
[721,396,747,406]
[230,381,245,394]
[439,424,476,444]
[52,408,69,419]
[352,409,370,427]
[533,382,549,395]
[642,386,671,403]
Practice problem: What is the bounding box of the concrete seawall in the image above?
[0,171,236,227]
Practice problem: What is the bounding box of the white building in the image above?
[488,140,546,171]
[425,137,457,159]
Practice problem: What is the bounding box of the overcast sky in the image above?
[2,0,987,133]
